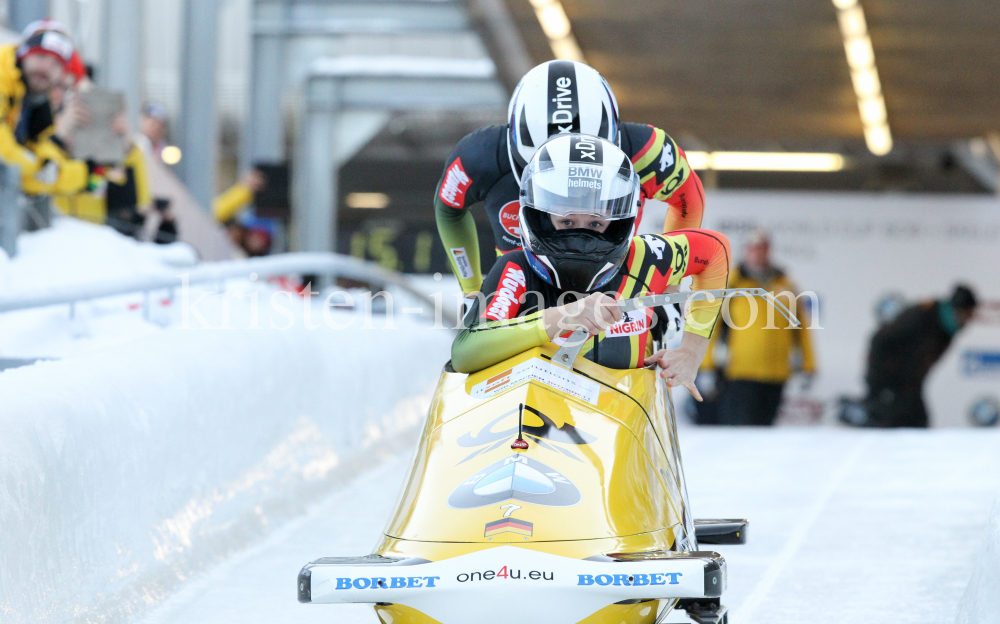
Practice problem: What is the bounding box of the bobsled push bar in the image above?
[553,287,800,370]
[298,546,725,624]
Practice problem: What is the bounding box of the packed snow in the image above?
[0,219,455,624]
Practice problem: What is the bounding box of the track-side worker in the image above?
[436,60,706,295]
[451,135,730,400]
[0,29,87,195]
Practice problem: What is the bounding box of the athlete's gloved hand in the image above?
[644,332,711,401]
[543,292,623,339]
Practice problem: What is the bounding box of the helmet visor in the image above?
[521,159,641,220]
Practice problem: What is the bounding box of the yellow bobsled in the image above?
[297,290,785,624]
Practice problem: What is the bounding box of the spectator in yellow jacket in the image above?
[0,31,87,195]
[700,230,816,425]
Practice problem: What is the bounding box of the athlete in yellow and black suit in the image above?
[435,123,705,295]
[453,229,731,373]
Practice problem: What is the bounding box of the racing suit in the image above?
[435,123,706,295]
[452,229,730,374]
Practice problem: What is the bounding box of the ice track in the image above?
[139,427,1000,624]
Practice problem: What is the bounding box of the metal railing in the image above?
[0,252,460,327]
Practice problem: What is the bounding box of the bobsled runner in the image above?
[298,289,796,624]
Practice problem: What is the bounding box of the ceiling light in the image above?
[858,96,887,125]
[864,125,893,156]
[844,36,874,70]
[837,6,867,39]
[529,0,586,62]
[851,67,881,98]
[834,0,892,155]
[538,4,571,39]
[684,151,710,170]
[549,37,585,62]
[684,151,846,172]
[345,192,390,209]
[161,146,182,165]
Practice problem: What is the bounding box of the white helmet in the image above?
[507,60,620,183]
[519,134,641,293]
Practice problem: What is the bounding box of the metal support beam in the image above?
[102,0,143,131]
[293,56,505,253]
[9,0,49,33]
[244,0,473,170]
[177,0,220,211]
[245,0,287,167]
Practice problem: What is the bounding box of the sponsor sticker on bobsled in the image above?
[450,247,475,279]
[335,576,440,590]
[605,310,649,337]
[470,358,599,405]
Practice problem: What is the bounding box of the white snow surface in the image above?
[956,489,1000,624]
[134,428,1000,624]
[0,220,455,623]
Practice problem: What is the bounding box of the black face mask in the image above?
[522,207,634,293]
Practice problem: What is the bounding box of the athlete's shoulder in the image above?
[439,125,510,208]
[620,122,689,200]
[446,125,505,164]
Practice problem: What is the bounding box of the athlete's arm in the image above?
[452,291,622,374]
[451,258,544,373]
[626,124,705,232]
[644,229,730,398]
[662,150,705,232]
[670,229,731,338]
[434,126,506,295]
[435,192,482,294]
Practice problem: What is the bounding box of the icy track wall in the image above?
[0,316,452,623]
[956,489,1000,624]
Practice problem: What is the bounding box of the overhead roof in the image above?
[500,0,1000,146]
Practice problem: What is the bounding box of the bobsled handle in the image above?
[552,288,800,370]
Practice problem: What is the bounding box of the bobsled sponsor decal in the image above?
[470,358,600,405]
[439,158,472,208]
[484,517,533,537]
[448,454,581,509]
[335,576,440,590]
[457,565,553,583]
[499,201,521,238]
[577,572,682,586]
[605,309,649,337]
[482,262,527,321]
[449,247,475,279]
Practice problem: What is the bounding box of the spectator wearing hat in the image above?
[0,27,87,195]
[860,284,978,428]
[698,230,817,426]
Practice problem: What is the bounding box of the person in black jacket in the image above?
[860,285,978,428]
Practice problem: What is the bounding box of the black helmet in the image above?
[518,134,641,293]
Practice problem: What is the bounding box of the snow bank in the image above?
[0,319,452,624]
[0,219,456,623]
[956,490,1000,624]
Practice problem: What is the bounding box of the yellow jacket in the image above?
[701,264,816,383]
[55,144,150,223]
[212,183,254,222]
[0,45,87,195]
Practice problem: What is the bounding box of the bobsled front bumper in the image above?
[298,546,725,624]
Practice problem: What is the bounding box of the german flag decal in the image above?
[484,517,533,538]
